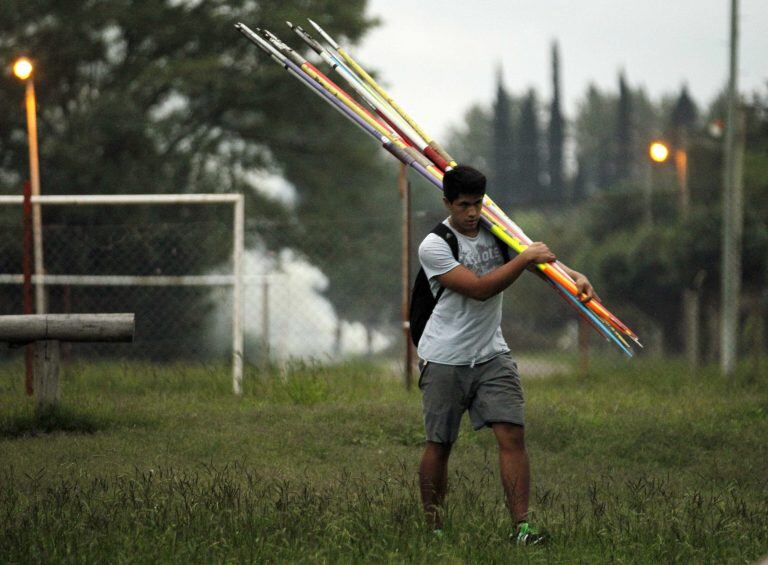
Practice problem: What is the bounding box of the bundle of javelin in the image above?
[235,20,641,357]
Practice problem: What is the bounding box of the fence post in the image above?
[22,181,34,395]
[33,339,60,414]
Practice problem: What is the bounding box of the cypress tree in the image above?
[614,71,633,184]
[670,84,698,145]
[518,89,541,202]
[548,41,565,202]
[491,66,517,208]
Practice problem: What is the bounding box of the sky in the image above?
[354,0,768,139]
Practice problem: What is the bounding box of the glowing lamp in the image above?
[13,58,33,80]
[649,141,670,163]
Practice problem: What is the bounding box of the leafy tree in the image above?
[0,1,402,358]
[572,88,768,353]
[446,103,492,171]
[573,81,663,196]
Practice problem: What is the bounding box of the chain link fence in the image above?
[1,195,765,384]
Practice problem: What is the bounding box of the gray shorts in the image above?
[418,353,524,444]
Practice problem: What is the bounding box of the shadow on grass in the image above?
[0,406,155,439]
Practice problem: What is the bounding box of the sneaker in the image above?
[513,521,549,546]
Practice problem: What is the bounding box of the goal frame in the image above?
[0,193,245,394]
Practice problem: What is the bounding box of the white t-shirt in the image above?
[416,219,510,366]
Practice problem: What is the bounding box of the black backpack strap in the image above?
[431,223,460,260]
[430,223,460,301]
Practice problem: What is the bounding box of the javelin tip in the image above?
[308,18,340,49]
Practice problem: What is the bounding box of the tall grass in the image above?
[1,357,766,562]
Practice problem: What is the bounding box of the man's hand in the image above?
[525,250,599,304]
[572,272,600,303]
[521,242,556,265]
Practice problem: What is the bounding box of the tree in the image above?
[491,67,517,208]
[548,41,565,202]
[573,82,664,196]
[0,1,400,357]
[517,89,541,201]
[446,103,493,171]
[614,71,633,184]
[669,84,698,141]
[573,84,616,195]
[668,83,699,168]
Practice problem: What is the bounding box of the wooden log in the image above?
[0,314,134,344]
[34,340,60,414]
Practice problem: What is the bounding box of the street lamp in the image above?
[13,58,33,80]
[13,56,46,314]
[648,138,698,369]
[649,141,670,163]
[648,140,688,218]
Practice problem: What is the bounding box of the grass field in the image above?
[1,357,767,563]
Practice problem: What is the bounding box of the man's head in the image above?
[443,165,486,236]
[443,165,486,203]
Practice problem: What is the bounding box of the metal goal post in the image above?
[0,193,245,394]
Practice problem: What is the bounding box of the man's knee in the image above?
[423,440,453,461]
[492,423,526,453]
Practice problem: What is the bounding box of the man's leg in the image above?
[419,441,452,530]
[492,423,529,522]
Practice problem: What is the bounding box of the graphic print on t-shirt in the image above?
[460,240,503,276]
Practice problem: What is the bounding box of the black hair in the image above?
[442,165,486,202]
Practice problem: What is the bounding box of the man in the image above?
[416,165,597,545]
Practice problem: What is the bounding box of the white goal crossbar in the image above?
[0,194,245,394]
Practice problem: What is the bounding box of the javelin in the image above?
[308,18,457,169]
[236,23,638,354]
[303,20,639,344]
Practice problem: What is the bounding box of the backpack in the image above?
[409,222,510,347]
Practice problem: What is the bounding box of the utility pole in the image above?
[720,0,744,376]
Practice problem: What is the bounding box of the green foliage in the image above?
[0,1,403,342]
[574,84,618,193]
[446,103,492,172]
[445,68,768,354]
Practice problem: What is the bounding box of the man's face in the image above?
[444,192,484,236]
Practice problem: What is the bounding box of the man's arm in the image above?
[437,242,556,301]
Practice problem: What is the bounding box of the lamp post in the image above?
[13,57,46,314]
[648,140,689,218]
[644,141,669,225]
[648,139,699,368]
